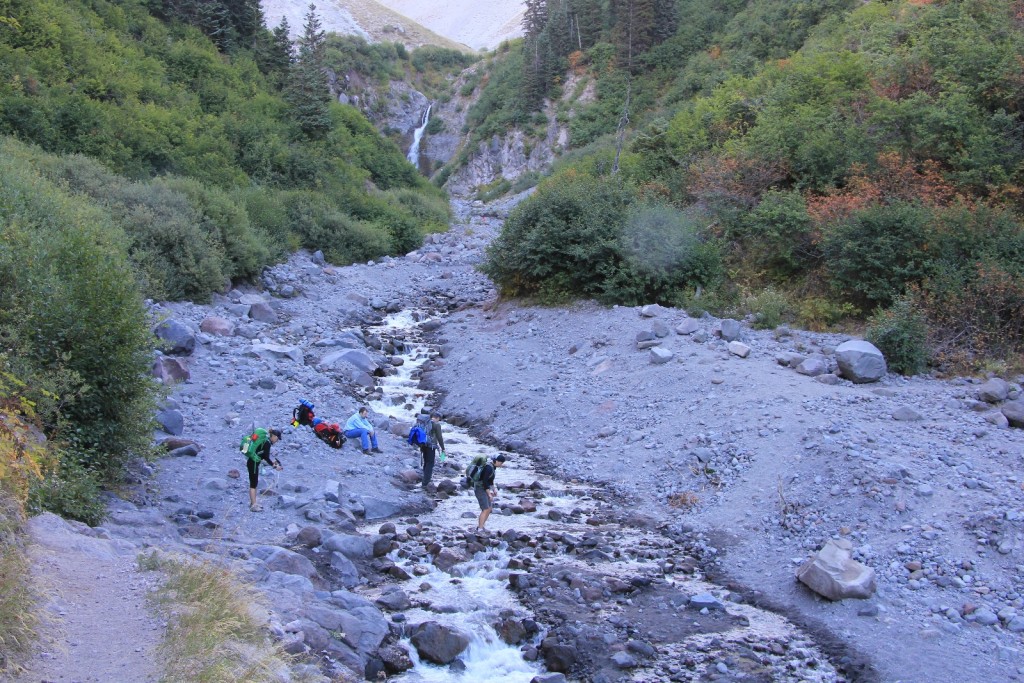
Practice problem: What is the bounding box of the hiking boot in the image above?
[371,447,383,453]
[362,449,371,455]
[250,504,263,512]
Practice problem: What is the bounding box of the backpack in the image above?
[408,425,429,445]
[466,455,489,487]
[408,414,431,446]
[292,400,315,427]
[240,428,269,463]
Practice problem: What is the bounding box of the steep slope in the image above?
[374,0,524,51]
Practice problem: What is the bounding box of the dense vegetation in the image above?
[0,0,452,528]
[478,0,1024,373]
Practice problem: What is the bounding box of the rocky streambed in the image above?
[32,195,1024,683]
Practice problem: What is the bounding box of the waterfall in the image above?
[406,103,432,170]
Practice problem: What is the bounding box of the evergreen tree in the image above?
[523,0,549,39]
[569,0,604,51]
[611,0,663,69]
[287,4,332,138]
[255,17,293,80]
[652,0,678,44]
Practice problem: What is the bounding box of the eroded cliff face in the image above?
[331,62,596,197]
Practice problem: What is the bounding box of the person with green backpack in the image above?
[241,427,283,512]
[467,454,506,532]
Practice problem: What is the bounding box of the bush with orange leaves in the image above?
[0,370,51,510]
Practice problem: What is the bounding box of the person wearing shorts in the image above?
[474,454,507,531]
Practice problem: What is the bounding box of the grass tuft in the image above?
[0,493,37,673]
[146,555,292,683]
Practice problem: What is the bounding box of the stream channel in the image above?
[348,309,840,682]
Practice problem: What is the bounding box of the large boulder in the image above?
[978,378,1010,404]
[155,408,184,436]
[410,622,469,665]
[250,343,303,363]
[835,340,887,383]
[153,319,195,355]
[200,316,235,336]
[263,547,319,580]
[248,301,278,323]
[1002,400,1024,428]
[152,356,190,384]
[318,348,379,374]
[719,319,742,342]
[796,538,876,600]
[324,533,374,560]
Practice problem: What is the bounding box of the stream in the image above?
[351,309,841,682]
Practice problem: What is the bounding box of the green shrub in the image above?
[482,173,634,300]
[610,204,722,304]
[0,144,158,484]
[733,189,817,279]
[821,201,934,309]
[744,287,794,330]
[866,296,929,375]
[27,457,107,526]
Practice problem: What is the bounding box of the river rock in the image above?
[166,444,199,457]
[376,588,411,611]
[319,348,379,374]
[378,644,414,674]
[324,533,374,560]
[155,408,184,436]
[360,496,404,520]
[676,319,700,335]
[250,343,303,363]
[892,406,923,421]
[835,340,887,383]
[410,621,469,665]
[199,316,235,336]
[153,319,195,355]
[295,526,322,548]
[719,319,742,341]
[541,641,578,673]
[152,356,190,385]
[796,357,827,377]
[728,341,751,358]
[796,538,876,600]
[978,378,1010,403]
[248,301,277,323]
[434,547,468,572]
[650,347,673,365]
[1002,400,1024,428]
[264,547,319,580]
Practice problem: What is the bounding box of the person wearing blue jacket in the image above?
[345,406,381,454]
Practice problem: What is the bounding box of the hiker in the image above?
[241,428,282,512]
[312,418,344,449]
[469,454,506,532]
[409,413,446,488]
[345,406,381,454]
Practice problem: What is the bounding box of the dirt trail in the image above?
[10,514,161,683]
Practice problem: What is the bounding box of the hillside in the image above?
[454,0,1024,374]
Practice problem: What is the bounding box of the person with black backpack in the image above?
[467,454,506,532]
[240,428,283,512]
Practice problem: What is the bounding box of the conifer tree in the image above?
[569,0,604,51]
[287,4,332,138]
[523,0,549,39]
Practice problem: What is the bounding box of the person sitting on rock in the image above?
[312,418,344,449]
[344,406,381,455]
[241,428,282,512]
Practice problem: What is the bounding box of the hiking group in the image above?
[243,400,509,531]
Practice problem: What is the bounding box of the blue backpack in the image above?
[408,414,431,446]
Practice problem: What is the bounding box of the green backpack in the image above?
[466,455,489,487]
[240,428,269,463]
